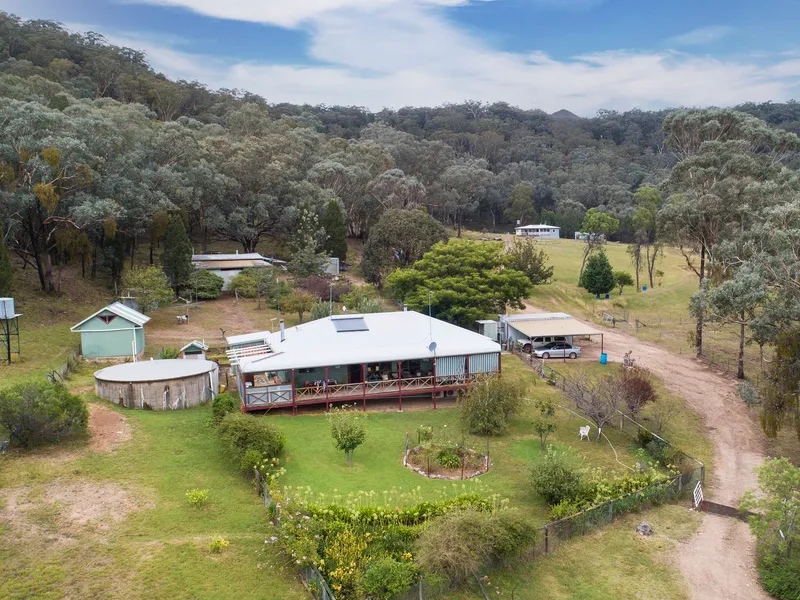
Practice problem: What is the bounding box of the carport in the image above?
[500,313,604,360]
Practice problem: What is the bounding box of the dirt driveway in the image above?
[526,306,769,600]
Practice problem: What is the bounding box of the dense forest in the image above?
[4,11,800,290]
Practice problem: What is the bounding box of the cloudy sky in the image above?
[5,0,800,115]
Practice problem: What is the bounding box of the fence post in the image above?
[419,575,423,600]
[544,525,549,553]
[609,501,613,523]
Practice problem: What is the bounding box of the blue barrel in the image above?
[642,286,647,291]
[605,293,610,299]
[599,353,608,365]
[596,294,601,299]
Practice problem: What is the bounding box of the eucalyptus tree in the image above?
[577,208,619,282]
[660,108,800,356]
[361,208,449,285]
[0,98,99,292]
[431,160,492,237]
[366,168,426,211]
[627,185,662,290]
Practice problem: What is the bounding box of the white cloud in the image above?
[666,25,735,47]
[131,0,469,28]
[60,5,800,116]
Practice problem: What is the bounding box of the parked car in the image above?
[533,343,581,359]
[517,336,568,353]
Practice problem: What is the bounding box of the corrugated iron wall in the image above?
[469,352,500,373]
[95,365,219,410]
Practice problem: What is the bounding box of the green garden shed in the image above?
[71,302,150,359]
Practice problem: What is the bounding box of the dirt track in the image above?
[526,305,769,599]
[597,327,768,600]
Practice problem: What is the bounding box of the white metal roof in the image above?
[71,301,151,331]
[500,312,572,323]
[192,253,267,261]
[507,318,601,338]
[94,359,217,382]
[239,311,501,374]
[514,224,560,230]
[227,330,273,347]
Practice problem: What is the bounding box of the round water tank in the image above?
[94,359,219,410]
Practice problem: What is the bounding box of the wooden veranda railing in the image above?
[243,373,495,408]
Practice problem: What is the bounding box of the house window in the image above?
[99,314,117,325]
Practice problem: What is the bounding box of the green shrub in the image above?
[189,269,224,299]
[218,413,285,472]
[0,381,88,449]
[636,427,654,447]
[417,424,433,443]
[530,448,586,506]
[361,557,418,599]
[158,347,180,359]
[460,376,526,436]
[211,393,239,424]
[549,498,583,520]
[758,555,800,599]
[436,449,461,470]
[415,509,536,586]
[186,488,209,507]
[209,536,229,554]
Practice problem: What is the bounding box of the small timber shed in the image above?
[180,340,209,360]
[71,302,150,359]
[499,312,604,354]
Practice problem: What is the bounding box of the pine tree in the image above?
[580,249,615,295]
[0,223,12,296]
[162,214,194,294]
[321,198,348,262]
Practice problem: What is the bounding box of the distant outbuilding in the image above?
[71,302,150,359]
[514,224,560,239]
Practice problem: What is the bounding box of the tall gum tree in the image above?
[660,108,800,356]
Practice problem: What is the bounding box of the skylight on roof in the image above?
[333,317,369,332]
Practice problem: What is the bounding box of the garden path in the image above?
[524,303,770,600]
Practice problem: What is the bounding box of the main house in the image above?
[226,311,502,413]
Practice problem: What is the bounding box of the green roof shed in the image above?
[71,302,150,359]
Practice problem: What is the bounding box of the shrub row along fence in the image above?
[514,350,706,555]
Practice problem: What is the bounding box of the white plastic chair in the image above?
[579,425,591,441]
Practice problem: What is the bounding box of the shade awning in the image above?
[508,318,601,338]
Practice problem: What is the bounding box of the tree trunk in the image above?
[578,244,591,284]
[130,235,136,270]
[91,243,97,279]
[457,211,463,238]
[695,245,705,357]
[81,253,85,278]
[42,250,55,293]
[346,451,352,467]
[737,315,746,380]
[149,241,154,266]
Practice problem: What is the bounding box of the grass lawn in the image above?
[450,504,701,600]
[494,236,770,379]
[0,366,306,600]
[270,354,663,524]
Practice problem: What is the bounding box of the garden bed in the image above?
[403,445,489,480]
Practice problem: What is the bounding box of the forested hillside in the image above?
[4,10,800,285]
